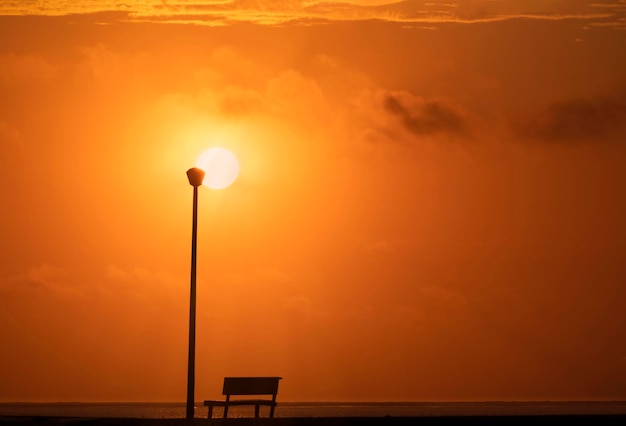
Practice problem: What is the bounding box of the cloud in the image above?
[20,263,65,285]
[5,263,66,292]
[154,61,337,136]
[0,52,58,84]
[355,90,472,144]
[266,69,333,127]
[2,0,624,27]
[383,92,470,138]
[105,265,180,292]
[514,93,626,142]
[349,89,478,145]
[233,0,303,10]
[4,263,181,301]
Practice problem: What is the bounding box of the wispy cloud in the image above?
[513,91,626,142]
[15,263,65,284]
[383,92,470,138]
[354,89,475,144]
[0,52,58,83]
[1,0,624,27]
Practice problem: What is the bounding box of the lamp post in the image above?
[184,148,238,419]
[186,167,205,419]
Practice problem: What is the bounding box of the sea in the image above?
[1,401,625,419]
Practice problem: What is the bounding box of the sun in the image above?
[196,147,239,189]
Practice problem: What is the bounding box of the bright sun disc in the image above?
[196,147,239,189]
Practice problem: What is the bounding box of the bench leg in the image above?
[223,405,229,418]
[254,405,260,418]
[208,406,213,419]
[270,405,276,418]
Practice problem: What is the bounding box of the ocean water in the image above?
[1,401,625,419]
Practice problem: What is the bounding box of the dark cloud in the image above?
[383,93,470,139]
[515,93,626,142]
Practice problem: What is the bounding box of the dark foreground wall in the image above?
[2,416,626,426]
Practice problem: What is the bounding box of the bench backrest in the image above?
[222,377,282,396]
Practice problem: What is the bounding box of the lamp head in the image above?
[186,167,205,187]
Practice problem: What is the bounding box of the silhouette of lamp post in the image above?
[184,148,239,419]
[186,167,205,420]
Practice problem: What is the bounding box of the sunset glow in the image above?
[0,0,625,407]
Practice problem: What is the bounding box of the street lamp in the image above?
[184,148,239,419]
[185,167,205,419]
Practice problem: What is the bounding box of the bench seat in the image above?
[204,376,282,418]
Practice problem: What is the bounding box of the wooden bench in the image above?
[203,376,282,418]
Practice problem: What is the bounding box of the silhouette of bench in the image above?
[203,376,282,418]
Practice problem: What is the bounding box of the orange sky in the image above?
[1,1,625,404]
